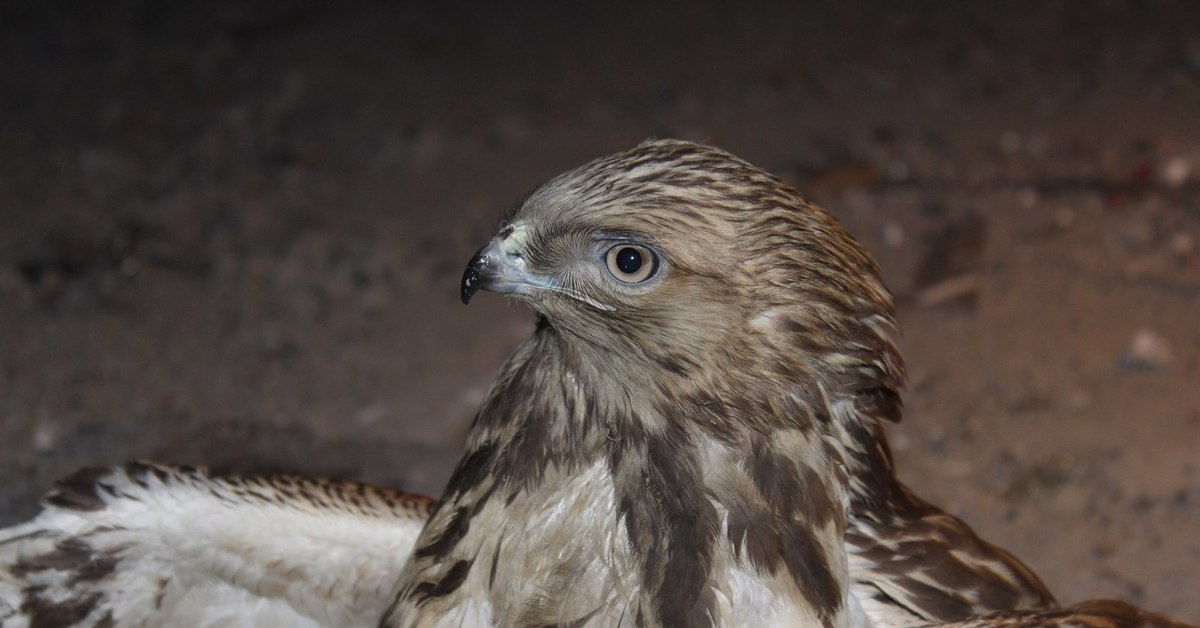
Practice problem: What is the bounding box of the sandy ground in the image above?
[2,0,1198,622]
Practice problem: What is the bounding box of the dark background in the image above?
[2,0,1198,621]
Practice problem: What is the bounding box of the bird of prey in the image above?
[2,140,1191,628]
[1,463,432,627]
[374,140,1026,626]
[385,140,1192,628]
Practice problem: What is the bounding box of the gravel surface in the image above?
[2,0,1198,621]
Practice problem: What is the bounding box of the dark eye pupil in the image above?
[615,247,643,274]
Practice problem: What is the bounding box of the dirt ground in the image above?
[2,0,1198,622]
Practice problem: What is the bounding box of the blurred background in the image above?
[1,0,1198,620]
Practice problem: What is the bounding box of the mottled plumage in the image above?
[385,139,1067,627]
[0,462,431,627]
[2,139,1190,628]
[942,600,1194,628]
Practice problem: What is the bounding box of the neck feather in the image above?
[400,325,857,627]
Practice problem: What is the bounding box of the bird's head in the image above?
[462,139,904,424]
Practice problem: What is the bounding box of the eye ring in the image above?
[604,244,658,284]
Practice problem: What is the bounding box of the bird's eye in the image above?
[605,244,658,284]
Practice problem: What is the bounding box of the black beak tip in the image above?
[461,268,478,305]
[461,249,486,305]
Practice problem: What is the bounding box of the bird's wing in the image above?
[1,462,433,628]
[937,600,1196,628]
[847,482,1058,626]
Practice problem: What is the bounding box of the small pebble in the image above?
[354,402,391,427]
[1160,157,1191,188]
[1170,233,1195,258]
[1121,328,1173,371]
[1054,207,1076,229]
[1060,388,1092,412]
[33,421,59,451]
[1018,186,1038,208]
[881,221,905,248]
[1000,130,1022,153]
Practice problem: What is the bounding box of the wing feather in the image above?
[1,462,432,628]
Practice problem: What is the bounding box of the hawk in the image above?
[381,139,1069,626]
[2,140,1190,628]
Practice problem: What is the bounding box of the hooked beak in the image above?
[461,225,529,304]
[460,224,616,311]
